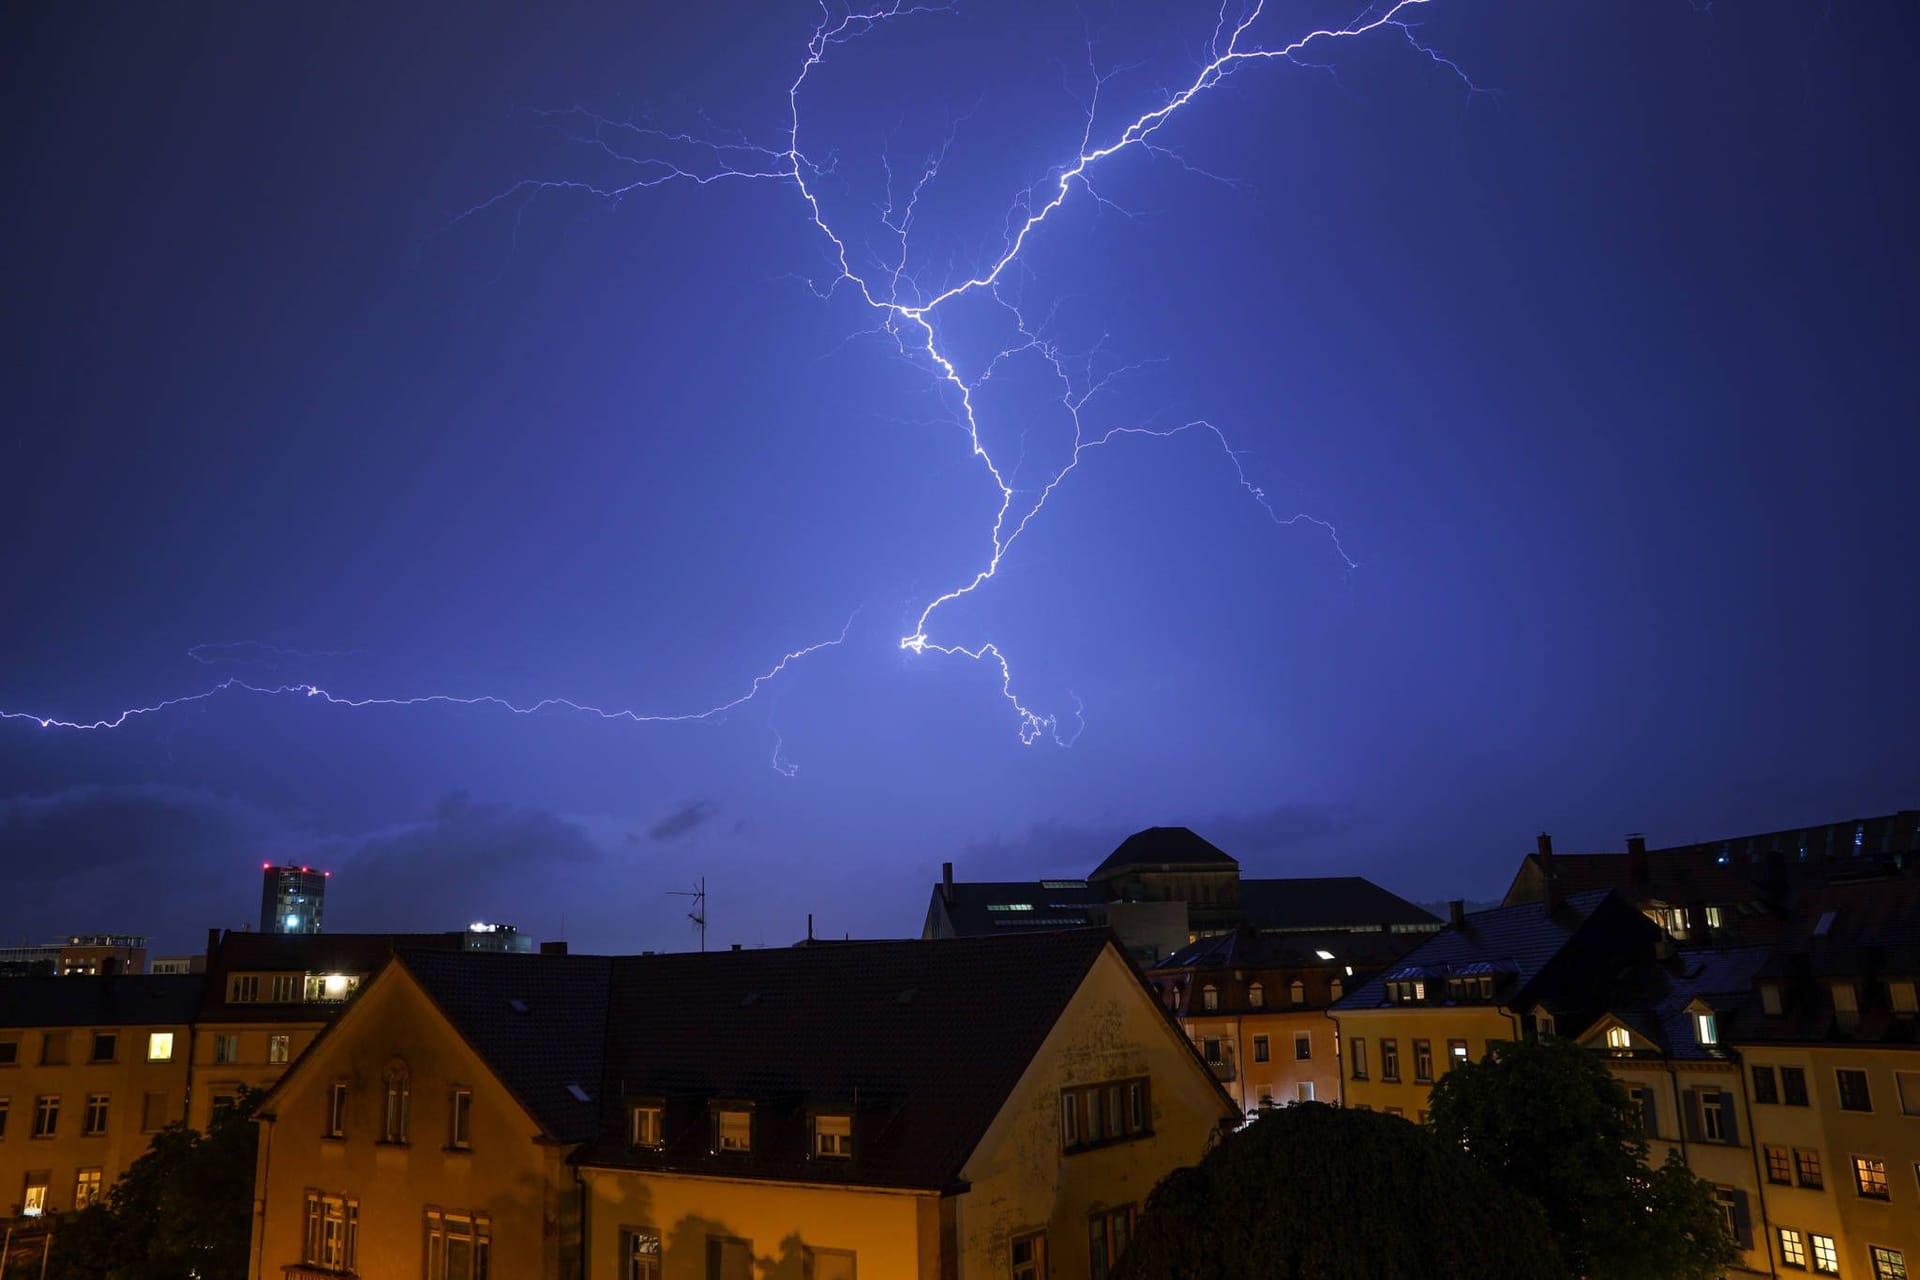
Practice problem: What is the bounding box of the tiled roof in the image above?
[400,949,614,1143]
[1591,947,1774,1060]
[1237,877,1440,931]
[1734,873,1920,1046]
[1335,891,1655,1013]
[577,931,1115,1190]
[0,973,205,1029]
[1089,827,1237,878]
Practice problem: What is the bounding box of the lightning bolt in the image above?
[7,0,1479,761]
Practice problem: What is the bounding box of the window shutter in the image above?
[1731,1189,1753,1249]
[1717,1090,1738,1145]
[1683,1090,1703,1142]
[1637,1087,1658,1138]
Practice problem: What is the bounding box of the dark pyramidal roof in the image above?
[1089,826,1238,878]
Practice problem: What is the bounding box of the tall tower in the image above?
[259,864,328,934]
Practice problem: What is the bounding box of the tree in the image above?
[1424,1036,1740,1280]
[46,1087,262,1280]
[1114,1102,1563,1280]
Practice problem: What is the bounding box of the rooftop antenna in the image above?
[669,877,707,952]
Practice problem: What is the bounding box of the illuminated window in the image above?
[812,1113,853,1158]
[627,1103,662,1148]
[714,1107,751,1153]
[1693,1012,1718,1046]
[423,1208,488,1280]
[1448,1039,1469,1068]
[83,1093,109,1136]
[450,1089,473,1150]
[303,1192,358,1273]
[146,1031,174,1062]
[1010,1230,1047,1280]
[1248,982,1264,1008]
[621,1226,661,1280]
[1811,1234,1839,1274]
[1705,905,1724,930]
[1871,1247,1909,1280]
[1088,1205,1135,1280]
[1854,1154,1890,1199]
[32,1095,58,1138]
[268,1034,291,1065]
[382,1064,410,1143]
[1779,1229,1806,1269]
[73,1167,102,1209]
[21,1175,47,1218]
[1607,1026,1632,1050]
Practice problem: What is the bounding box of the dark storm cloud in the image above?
[647,800,716,843]
[0,783,275,884]
[960,804,1351,879]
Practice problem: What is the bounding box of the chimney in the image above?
[205,927,224,968]
[1536,832,1554,861]
[539,941,568,956]
[1448,899,1466,928]
[1626,834,1648,882]
[731,943,743,952]
[941,861,954,904]
[1538,833,1562,911]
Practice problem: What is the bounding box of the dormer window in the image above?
[1247,982,1265,1008]
[1535,1010,1556,1038]
[1289,980,1306,1007]
[713,1107,751,1154]
[1830,982,1858,1013]
[812,1113,852,1158]
[1760,982,1783,1016]
[1890,980,1918,1015]
[1693,1011,1718,1046]
[1606,1026,1631,1050]
[1328,977,1343,1001]
[1201,984,1219,1012]
[1704,905,1725,930]
[627,1103,663,1148]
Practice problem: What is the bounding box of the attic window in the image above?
[1891,981,1918,1015]
[1760,982,1783,1017]
[1247,982,1264,1008]
[1704,906,1725,930]
[627,1103,663,1148]
[1693,1012,1718,1046]
[566,1083,593,1104]
[812,1113,853,1158]
[714,1107,751,1153]
[507,999,529,1015]
[1606,1026,1631,1050]
[1813,911,1836,937]
[895,987,917,1005]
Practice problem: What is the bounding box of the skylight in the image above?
[987,903,1034,911]
[507,998,529,1014]
[1315,949,1336,961]
[566,1083,592,1103]
[1814,911,1836,937]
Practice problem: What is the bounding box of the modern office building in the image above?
[258,864,327,935]
[0,934,148,977]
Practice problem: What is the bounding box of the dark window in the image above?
[1294,1032,1311,1061]
[1751,1065,1778,1104]
[83,1094,109,1136]
[621,1226,661,1280]
[1837,1069,1872,1112]
[1251,1035,1269,1064]
[1010,1230,1045,1280]
[1782,1067,1809,1106]
[1380,1039,1400,1083]
[1413,1039,1432,1083]
[1447,1039,1469,1068]
[1088,1205,1134,1280]
[89,1032,117,1063]
[1061,1078,1151,1153]
[1870,1246,1909,1280]
[1795,1148,1823,1189]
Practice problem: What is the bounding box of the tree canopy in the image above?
[1114,1101,1563,1280]
[1425,1036,1740,1280]
[47,1088,262,1280]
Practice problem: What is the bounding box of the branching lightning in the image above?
[5,0,1478,764]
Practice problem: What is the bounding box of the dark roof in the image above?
[1089,827,1237,879]
[1734,873,1920,1046]
[202,930,470,1022]
[1156,925,1415,973]
[1335,891,1654,1013]
[0,974,205,1028]
[574,931,1118,1189]
[400,950,615,1143]
[1238,877,1441,932]
[1592,947,1774,1060]
[931,880,1106,935]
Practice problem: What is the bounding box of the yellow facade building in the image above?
[0,975,199,1220]
[250,931,1238,1279]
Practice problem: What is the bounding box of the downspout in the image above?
[1321,1006,1342,1106]
[252,1116,272,1280]
[1730,1050,1778,1278]
[1665,1057,1689,1164]
[576,1165,589,1280]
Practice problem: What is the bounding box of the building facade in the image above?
[259,864,328,935]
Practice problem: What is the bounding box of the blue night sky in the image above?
[3,0,1915,957]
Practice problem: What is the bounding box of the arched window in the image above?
[1329,977,1343,1002]
[1201,984,1219,1012]
[1247,982,1265,1009]
[382,1061,410,1143]
[1289,979,1306,1007]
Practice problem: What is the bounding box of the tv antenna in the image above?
[668,877,706,952]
